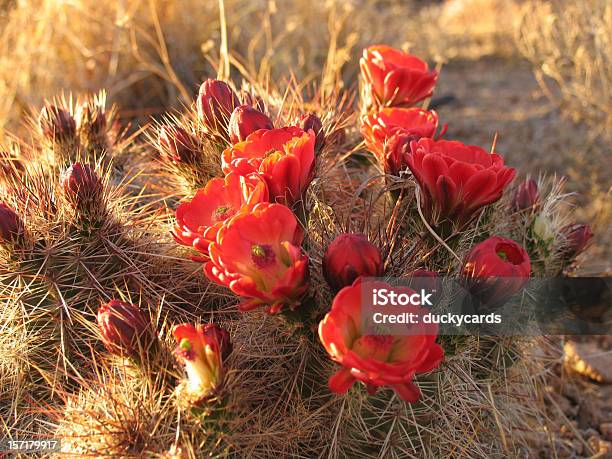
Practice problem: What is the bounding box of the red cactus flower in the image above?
[228,105,274,144]
[360,45,438,108]
[462,236,531,311]
[159,125,200,164]
[319,278,444,402]
[362,108,442,175]
[39,105,76,143]
[322,233,383,292]
[204,203,309,314]
[562,224,593,260]
[298,112,325,153]
[407,138,516,226]
[221,127,316,206]
[512,178,539,211]
[173,323,230,398]
[172,172,268,257]
[62,163,102,207]
[202,323,233,361]
[0,202,24,244]
[197,79,240,136]
[97,300,152,357]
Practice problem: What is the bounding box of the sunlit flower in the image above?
[172,172,268,257]
[319,278,444,402]
[173,323,231,400]
[407,138,515,226]
[204,203,309,314]
[221,127,315,205]
[462,236,531,311]
[322,233,383,292]
[361,107,442,174]
[360,45,438,109]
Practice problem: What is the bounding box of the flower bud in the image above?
[159,125,200,164]
[228,105,274,143]
[196,79,240,134]
[39,105,76,143]
[323,233,383,292]
[62,163,103,207]
[512,178,539,211]
[76,103,107,137]
[0,202,24,244]
[562,224,593,259]
[202,323,233,361]
[97,300,152,357]
[298,112,325,153]
[239,90,266,113]
[532,215,555,244]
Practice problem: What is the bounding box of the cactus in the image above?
[1,51,596,458]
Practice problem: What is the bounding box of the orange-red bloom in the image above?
[362,107,442,175]
[462,236,531,311]
[204,203,309,314]
[221,127,316,206]
[407,138,515,226]
[172,172,268,257]
[173,323,231,399]
[322,233,383,292]
[319,279,444,402]
[360,45,438,109]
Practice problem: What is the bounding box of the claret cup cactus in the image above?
[0,45,598,459]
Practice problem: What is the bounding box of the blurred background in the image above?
[0,0,609,274]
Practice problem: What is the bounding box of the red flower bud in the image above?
[323,234,383,291]
[97,300,151,357]
[77,103,107,137]
[202,323,233,361]
[0,202,24,244]
[562,224,593,260]
[228,105,274,143]
[159,125,200,164]
[298,112,325,153]
[239,90,266,113]
[39,105,76,143]
[197,79,240,134]
[62,163,102,207]
[512,178,539,211]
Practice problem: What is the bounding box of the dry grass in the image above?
[0,0,522,137]
[516,0,612,136]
